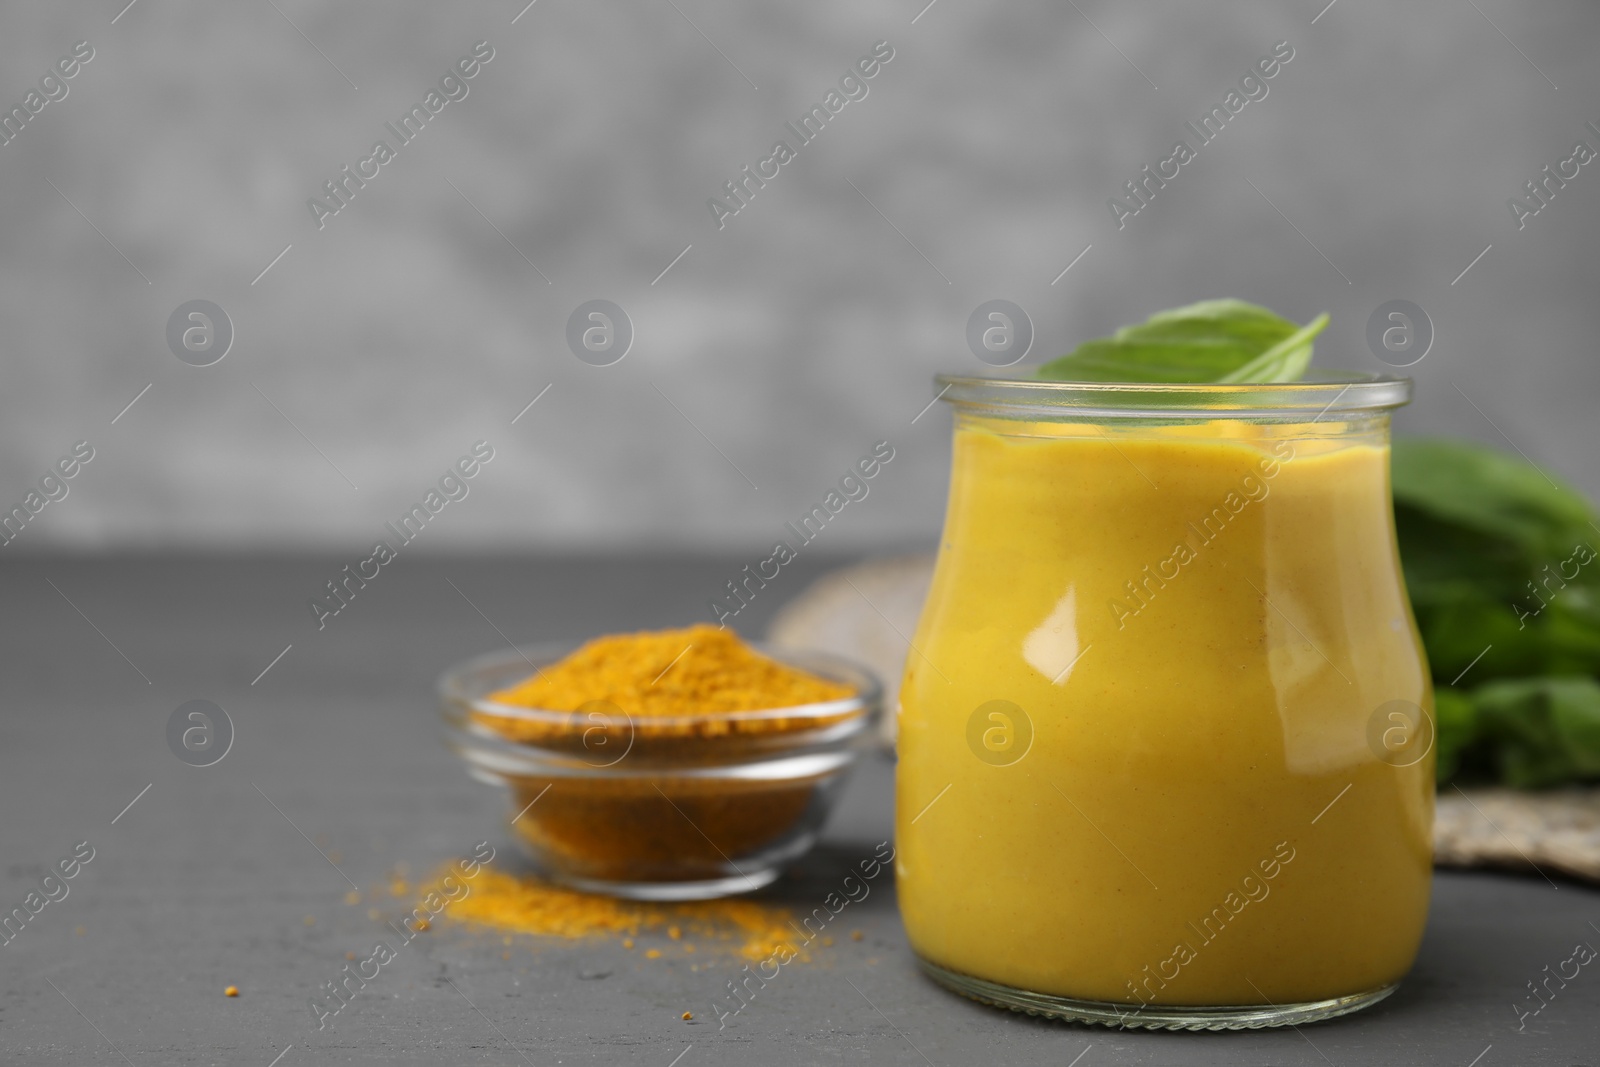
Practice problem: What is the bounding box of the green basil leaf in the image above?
[1034,299,1328,383]
[1392,438,1597,565]
[1470,676,1600,788]
[1392,436,1600,787]
[1433,687,1478,785]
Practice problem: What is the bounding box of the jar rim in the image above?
[934,370,1411,421]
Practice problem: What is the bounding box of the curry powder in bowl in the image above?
[439,625,881,900]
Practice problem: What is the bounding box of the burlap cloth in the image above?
[768,555,1600,885]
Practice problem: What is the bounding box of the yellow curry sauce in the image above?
[897,417,1433,1006]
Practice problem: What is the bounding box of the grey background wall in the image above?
[2,0,1595,553]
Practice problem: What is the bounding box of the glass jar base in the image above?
[916,957,1398,1031]
[556,866,781,902]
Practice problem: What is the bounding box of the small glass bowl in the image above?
[438,642,882,900]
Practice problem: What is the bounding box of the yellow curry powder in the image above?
[469,625,860,887]
[442,867,807,962]
[479,624,853,740]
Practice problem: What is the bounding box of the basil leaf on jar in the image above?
[1034,299,1328,384]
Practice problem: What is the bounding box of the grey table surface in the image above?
[2,555,1596,1066]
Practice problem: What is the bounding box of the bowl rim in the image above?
[437,639,883,733]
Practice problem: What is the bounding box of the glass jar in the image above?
[896,374,1434,1030]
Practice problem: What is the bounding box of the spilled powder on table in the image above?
[441,867,808,962]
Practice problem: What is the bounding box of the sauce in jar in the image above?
[896,377,1432,1029]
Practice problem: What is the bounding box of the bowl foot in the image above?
[556,866,782,901]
